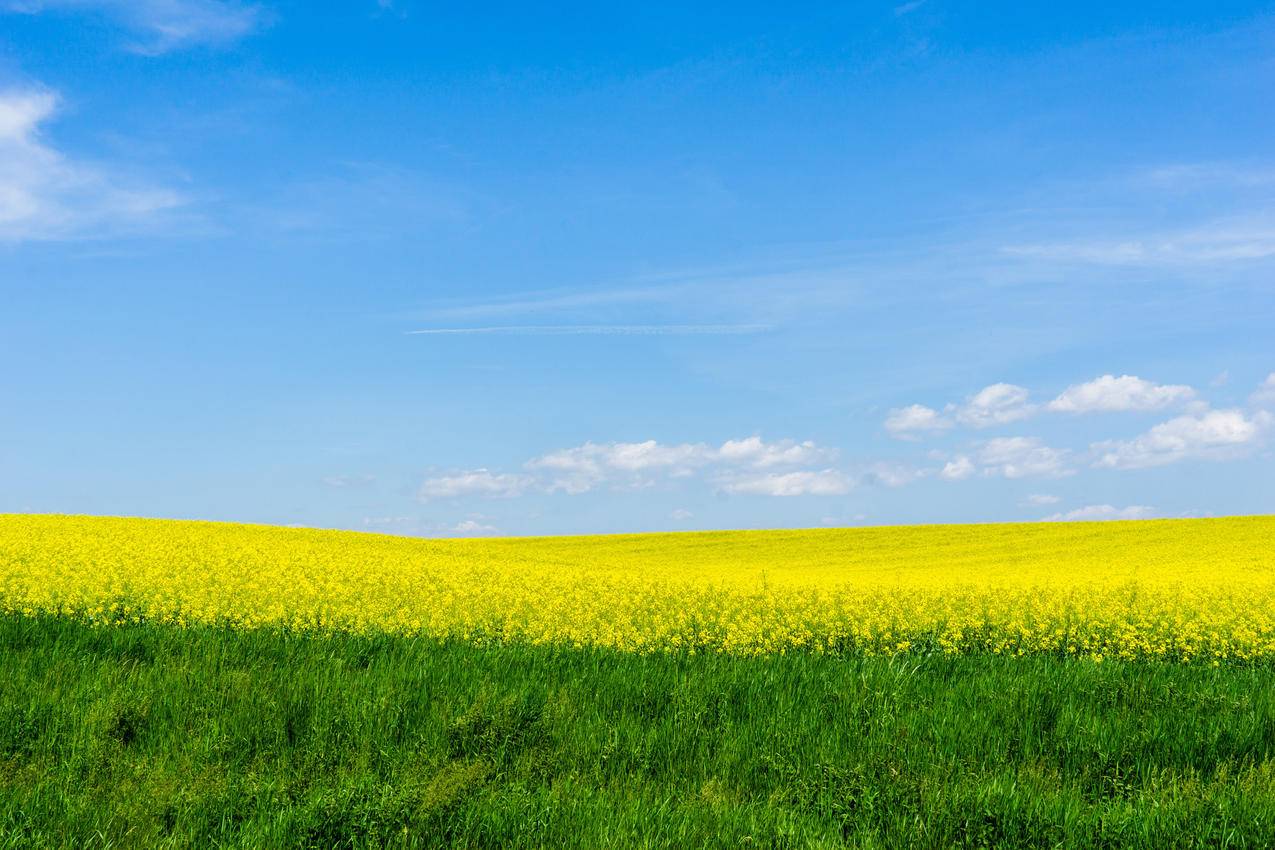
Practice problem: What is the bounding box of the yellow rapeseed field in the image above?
[2,514,1274,660]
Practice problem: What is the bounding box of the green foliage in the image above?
[3,613,1275,848]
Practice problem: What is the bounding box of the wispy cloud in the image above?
[1136,162,1275,191]
[0,87,182,242]
[5,0,265,54]
[411,284,682,322]
[404,252,878,333]
[1002,218,1275,266]
[246,162,476,239]
[407,324,770,336]
[320,474,375,489]
[405,160,1275,364]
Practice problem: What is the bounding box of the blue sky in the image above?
[2,0,1274,536]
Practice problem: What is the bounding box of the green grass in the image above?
[4,615,1275,848]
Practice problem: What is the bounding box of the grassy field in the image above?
[5,614,1275,849]
[4,514,1275,847]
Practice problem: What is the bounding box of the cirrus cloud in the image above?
[0,87,182,242]
[4,0,265,54]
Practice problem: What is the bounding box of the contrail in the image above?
[406,324,770,336]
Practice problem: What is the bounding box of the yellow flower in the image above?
[1,513,1273,661]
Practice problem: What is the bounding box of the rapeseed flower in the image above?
[1,514,1273,660]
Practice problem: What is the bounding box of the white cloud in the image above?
[0,87,181,241]
[1025,493,1061,506]
[1092,408,1270,470]
[5,0,264,54]
[719,469,854,497]
[1048,374,1196,413]
[895,373,1209,435]
[595,441,706,472]
[865,462,927,488]
[669,508,693,521]
[717,436,836,468]
[953,383,1035,428]
[418,469,533,500]
[526,436,837,494]
[450,519,498,534]
[884,404,951,439]
[1251,373,1275,408]
[978,437,1072,479]
[530,440,704,474]
[526,440,710,494]
[1043,504,1156,522]
[939,455,975,481]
